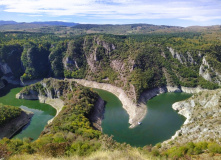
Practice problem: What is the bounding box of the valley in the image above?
[0,24,221,159]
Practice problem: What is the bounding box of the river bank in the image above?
[16,93,64,124]
[0,109,33,139]
[162,88,221,148]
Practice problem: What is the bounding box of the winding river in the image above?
[0,84,191,147]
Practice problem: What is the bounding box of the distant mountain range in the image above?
[0,20,79,27]
[0,20,220,36]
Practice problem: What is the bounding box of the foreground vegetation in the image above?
[0,103,21,126]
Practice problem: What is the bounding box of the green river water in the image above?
[94,89,191,147]
[0,84,191,147]
[0,84,56,140]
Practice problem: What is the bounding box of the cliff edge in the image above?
[0,109,33,139]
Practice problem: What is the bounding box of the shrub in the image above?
[208,143,221,154]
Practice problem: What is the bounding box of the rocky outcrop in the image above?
[199,56,212,82]
[168,47,197,65]
[83,36,115,73]
[199,56,221,85]
[0,109,33,139]
[110,58,136,101]
[0,62,21,85]
[88,97,105,131]
[168,47,186,64]
[16,92,64,124]
[163,89,221,147]
[69,79,147,128]
[0,62,12,75]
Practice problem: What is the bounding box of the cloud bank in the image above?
[0,0,221,22]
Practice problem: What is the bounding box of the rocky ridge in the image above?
[163,89,221,148]
[199,56,221,85]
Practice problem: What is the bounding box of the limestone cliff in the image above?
[199,56,221,85]
[163,89,221,148]
[168,47,198,65]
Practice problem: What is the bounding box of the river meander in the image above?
[94,89,191,147]
[0,84,191,147]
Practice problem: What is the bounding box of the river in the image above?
[0,84,191,146]
[94,89,191,147]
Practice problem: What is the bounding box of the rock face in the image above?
[0,110,33,139]
[199,56,212,82]
[83,36,116,73]
[88,97,105,131]
[0,62,12,74]
[168,47,186,64]
[16,90,64,124]
[199,56,221,85]
[168,47,199,65]
[163,89,221,147]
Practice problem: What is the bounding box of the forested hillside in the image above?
[1,31,221,101]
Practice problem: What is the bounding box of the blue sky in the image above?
[0,0,221,27]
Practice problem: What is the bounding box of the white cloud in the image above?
[0,0,221,22]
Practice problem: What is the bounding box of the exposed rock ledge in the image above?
[162,89,221,148]
[68,79,147,128]
[0,109,33,139]
[88,97,105,131]
[16,93,64,124]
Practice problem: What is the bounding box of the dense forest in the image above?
[0,31,221,101]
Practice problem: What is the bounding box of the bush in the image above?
[0,104,22,125]
[208,143,221,154]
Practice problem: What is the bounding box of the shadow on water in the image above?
[0,83,20,97]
